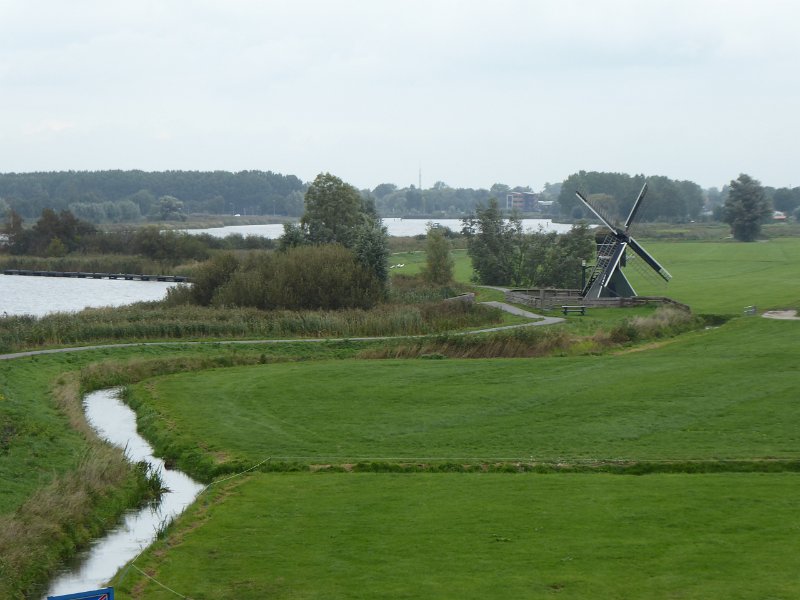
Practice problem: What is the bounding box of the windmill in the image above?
[575,182,671,299]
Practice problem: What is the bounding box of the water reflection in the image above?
[44,389,204,599]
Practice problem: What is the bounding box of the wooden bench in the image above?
[561,305,587,315]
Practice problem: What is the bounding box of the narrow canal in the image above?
[43,389,204,599]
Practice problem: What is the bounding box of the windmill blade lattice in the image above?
[575,181,671,299]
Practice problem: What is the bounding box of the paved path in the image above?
[0,302,562,361]
[480,301,565,328]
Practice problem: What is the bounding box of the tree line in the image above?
[2,169,799,226]
[0,170,305,221]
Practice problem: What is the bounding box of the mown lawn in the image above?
[116,472,800,600]
[129,317,800,468]
[396,237,800,315]
[626,237,800,314]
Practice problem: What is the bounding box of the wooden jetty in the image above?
[2,269,189,283]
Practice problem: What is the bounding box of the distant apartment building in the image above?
[505,191,540,212]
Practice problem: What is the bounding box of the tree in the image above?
[301,173,365,246]
[353,220,390,286]
[421,225,454,285]
[770,187,800,215]
[529,223,594,288]
[2,209,27,253]
[372,183,397,198]
[28,209,96,255]
[462,199,522,285]
[723,174,772,241]
[154,195,187,221]
[278,222,307,251]
[281,172,390,295]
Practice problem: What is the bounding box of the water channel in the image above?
[43,389,204,599]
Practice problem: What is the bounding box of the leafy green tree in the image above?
[421,225,454,285]
[278,222,307,251]
[723,174,772,241]
[29,209,96,255]
[372,183,397,198]
[353,221,390,286]
[531,223,594,288]
[462,199,522,285]
[117,199,142,222]
[288,172,389,289]
[45,237,67,257]
[155,195,187,221]
[301,173,365,246]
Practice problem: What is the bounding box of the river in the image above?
[187,217,577,239]
[43,388,204,599]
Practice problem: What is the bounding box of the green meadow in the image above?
[117,472,800,599]
[393,237,800,314]
[128,318,799,471]
[626,237,800,313]
[2,234,799,598]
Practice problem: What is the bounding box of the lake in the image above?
[2,218,579,318]
[187,217,578,239]
[0,275,177,317]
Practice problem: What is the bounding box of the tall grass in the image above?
[0,374,161,600]
[360,306,703,359]
[0,254,195,276]
[0,301,503,352]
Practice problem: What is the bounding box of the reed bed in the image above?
[0,254,194,276]
[359,326,575,359]
[0,301,502,352]
[360,307,704,359]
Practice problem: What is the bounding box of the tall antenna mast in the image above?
[419,163,426,214]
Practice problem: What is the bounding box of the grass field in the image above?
[2,234,800,598]
[128,318,799,471]
[394,237,800,314]
[110,314,800,598]
[115,472,800,599]
[626,237,800,314]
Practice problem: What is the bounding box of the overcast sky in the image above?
[1,0,798,191]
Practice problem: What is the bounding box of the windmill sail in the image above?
[575,182,671,298]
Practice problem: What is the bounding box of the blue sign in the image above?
[48,588,113,600]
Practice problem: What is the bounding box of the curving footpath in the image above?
[0,302,563,361]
